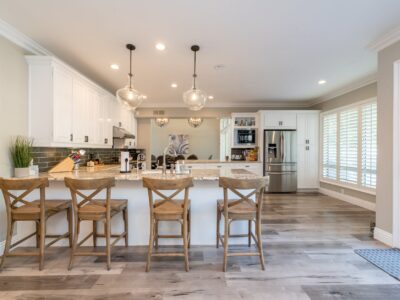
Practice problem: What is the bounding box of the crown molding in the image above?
[368,25,400,52]
[307,74,377,107]
[0,18,51,55]
[140,100,311,109]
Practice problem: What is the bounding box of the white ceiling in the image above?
[0,0,400,107]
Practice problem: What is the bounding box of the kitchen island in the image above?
[18,165,266,246]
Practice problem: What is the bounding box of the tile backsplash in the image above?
[32,147,122,172]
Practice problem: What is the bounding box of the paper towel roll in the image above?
[120,151,130,173]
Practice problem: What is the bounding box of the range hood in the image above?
[113,126,135,139]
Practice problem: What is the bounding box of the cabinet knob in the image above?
[104,138,108,144]
[85,136,89,143]
[70,134,73,142]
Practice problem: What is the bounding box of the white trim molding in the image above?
[392,60,400,248]
[0,18,51,55]
[374,227,393,246]
[368,25,400,52]
[319,187,376,211]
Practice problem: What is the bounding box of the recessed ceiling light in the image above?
[155,43,166,51]
[214,64,226,71]
[318,79,327,85]
[171,83,178,88]
[208,95,214,100]
[142,95,148,99]
[110,64,119,70]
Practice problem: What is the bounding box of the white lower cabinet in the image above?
[296,112,319,189]
[184,162,263,176]
[26,56,136,149]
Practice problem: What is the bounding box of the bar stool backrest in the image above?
[64,177,115,212]
[219,177,267,215]
[142,177,193,214]
[0,177,49,214]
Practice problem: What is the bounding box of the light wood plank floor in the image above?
[0,193,398,300]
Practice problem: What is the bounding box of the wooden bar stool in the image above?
[0,177,72,271]
[64,177,128,270]
[143,177,193,272]
[216,177,268,272]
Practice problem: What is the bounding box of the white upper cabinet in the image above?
[262,111,297,129]
[26,56,136,148]
[297,111,320,189]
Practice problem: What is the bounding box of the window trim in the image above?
[319,97,377,195]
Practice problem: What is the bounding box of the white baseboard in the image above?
[374,227,393,246]
[319,187,376,211]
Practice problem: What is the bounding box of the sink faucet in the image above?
[163,143,176,175]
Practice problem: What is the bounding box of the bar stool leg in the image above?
[35,221,40,248]
[146,219,155,272]
[187,209,191,248]
[0,220,14,270]
[123,208,129,247]
[223,214,229,272]
[39,218,45,271]
[67,207,73,248]
[69,219,80,271]
[248,220,252,247]
[216,207,221,248]
[106,218,111,271]
[92,221,97,247]
[154,220,159,249]
[256,215,265,270]
[183,216,189,272]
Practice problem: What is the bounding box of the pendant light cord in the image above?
[193,50,197,90]
[129,48,133,89]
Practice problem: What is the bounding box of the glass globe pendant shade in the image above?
[116,85,143,109]
[183,88,207,111]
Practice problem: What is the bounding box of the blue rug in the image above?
[355,248,400,280]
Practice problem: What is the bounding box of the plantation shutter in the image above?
[361,102,377,188]
[339,109,358,184]
[322,113,337,180]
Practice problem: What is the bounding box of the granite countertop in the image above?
[176,160,260,164]
[38,165,263,181]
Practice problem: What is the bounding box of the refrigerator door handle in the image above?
[281,131,284,161]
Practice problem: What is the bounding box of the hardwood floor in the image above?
[0,193,398,299]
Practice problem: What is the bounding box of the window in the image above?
[361,102,377,188]
[322,114,337,180]
[321,99,377,191]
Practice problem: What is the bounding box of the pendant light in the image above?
[187,117,203,128]
[116,44,144,109]
[155,118,169,128]
[183,45,207,111]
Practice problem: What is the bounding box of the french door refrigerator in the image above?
[264,130,297,192]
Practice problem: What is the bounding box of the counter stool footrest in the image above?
[157,234,183,239]
[151,252,185,257]
[6,252,40,257]
[227,252,260,257]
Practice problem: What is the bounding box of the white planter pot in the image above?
[14,167,30,178]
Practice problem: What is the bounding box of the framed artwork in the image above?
[169,134,189,155]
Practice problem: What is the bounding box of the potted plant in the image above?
[10,136,33,178]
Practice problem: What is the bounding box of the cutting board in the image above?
[48,157,75,173]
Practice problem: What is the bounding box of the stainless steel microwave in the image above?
[234,129,256,147]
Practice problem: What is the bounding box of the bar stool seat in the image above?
[217,199,257,215]
[12,199,71,220]
[153,199,190,217]
[79,199,127,220]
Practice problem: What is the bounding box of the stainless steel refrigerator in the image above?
[264,130,297,192]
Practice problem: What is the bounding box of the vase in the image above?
[14,167,30,178]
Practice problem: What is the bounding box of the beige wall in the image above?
[0,36,29,241]
[150,118,220,160]
[136,118,152,168]
[375,40,400,234]
[311,83,377,203]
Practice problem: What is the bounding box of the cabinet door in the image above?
[72,78,88,144]
[264,111,281,128]
[87,86,101,145]
[264,111,297,129]
[53,67,73,143]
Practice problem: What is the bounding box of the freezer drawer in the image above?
[266,171,297,193]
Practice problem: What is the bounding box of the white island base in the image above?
[17,168,263,247]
